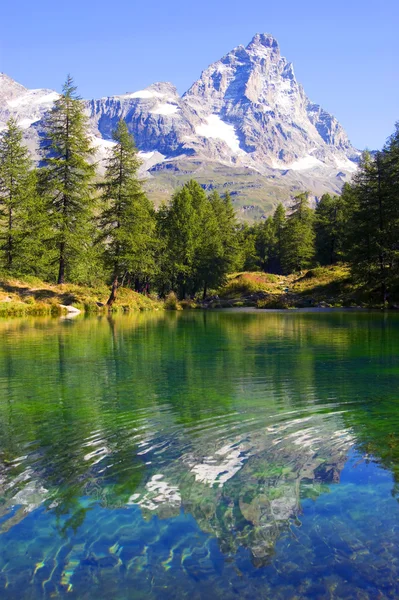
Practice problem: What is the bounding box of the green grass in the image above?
[216,265,373,309]
[0,276,162,316]
[290,265,362,306]
[143,159,294,221]
[218,272,279,299]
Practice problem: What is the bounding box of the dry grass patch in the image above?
[0,276,162,316]
[218,272,280,298]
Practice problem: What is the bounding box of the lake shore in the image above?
[0,265,393,317]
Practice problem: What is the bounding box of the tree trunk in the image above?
[330,236,336,265]
[203,282,208,301]
[57,242,65,284]
[7,207,12,269]
[107,276,119,307]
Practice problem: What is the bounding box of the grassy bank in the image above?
[211,265,380,309]
[0,265,388,317]
[0,276,162,316]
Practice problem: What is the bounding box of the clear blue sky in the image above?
[1,0,398,149]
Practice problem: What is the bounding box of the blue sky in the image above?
[1,0,398,149]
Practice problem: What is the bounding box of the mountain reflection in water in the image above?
[0,311,399,598]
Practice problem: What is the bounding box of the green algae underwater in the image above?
[0,310,399,598]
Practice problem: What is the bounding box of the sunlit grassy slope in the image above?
[0,276,162,316]
[214,265,369,308]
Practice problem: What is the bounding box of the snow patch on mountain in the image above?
[0,85,60,132]
[150,103,179,115]
[139,151,155,160]
[7,91,58,108]
[334,157,358,172]
[18,118,38,129]
[92,137,116,150]
[196,115,242,153]
[138,150,166,171]
[288,155,325,171]
[90,136,116,170]
[124,89,164,99]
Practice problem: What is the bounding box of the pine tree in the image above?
[238,224,259,272]
[209,191,239,267]
[41,75,96,284]
[162,180,211,298]
[98,119,156,306]
[195,204,223,299]
[344,151,392,303]
[281,193,315,273]
[339,125,399,303]
[18,169,54,278]
[158,184,198,298]
[271,203,286,273]
[255,217,276,271]
[315,194,344,265]
[0,118,33,270]
[206,190,239,295]
[158,182,239,299]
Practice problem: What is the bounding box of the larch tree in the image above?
[98,119,156,306]
[314,193,345,266]
[41,75,96,284]
[0,118,33,270]
[194,188,223,299]
[270,202,286,273]
[158,183,200,299]
[281,192,315,273]
[255,217,276,272]
[208,190,240,283]
[344,151,393,303]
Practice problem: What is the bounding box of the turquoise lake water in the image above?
[1,310,399,598]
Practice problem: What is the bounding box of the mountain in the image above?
[0,34,359,218]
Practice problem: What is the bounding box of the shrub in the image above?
[180,299,198,310]
[218,273,276,298]
[257,296,292,309]
[164,292,180,310]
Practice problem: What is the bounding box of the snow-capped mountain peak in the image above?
[0,34,360,214]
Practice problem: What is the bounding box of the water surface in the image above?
[0,311,399,599]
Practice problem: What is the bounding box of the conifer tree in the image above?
[255,217,276,271]
[161,180,210,298]
[158,182,239,299]
[18,169,54,278]
[281,193,315,273]
[196,210,223,299]
[344,151,392,302]
[98,119,156,306]
[270,203,286,273]
[157,184,198,298]
[206,190,240,294]
[209,191,239,266]
[0,118,33,270]
[238,224,259,272]
[41,75,96,284]
[315,193,345,265]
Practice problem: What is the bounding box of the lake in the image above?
[0,310,399,599]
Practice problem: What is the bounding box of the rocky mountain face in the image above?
[0,34,359,217]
